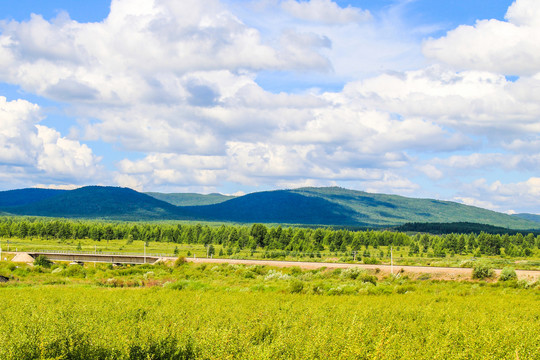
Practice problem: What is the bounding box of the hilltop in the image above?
[0,186,538,229]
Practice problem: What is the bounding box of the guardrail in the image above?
[28,249,176,258]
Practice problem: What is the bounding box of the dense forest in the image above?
[1,217,539,258]
[395,222,540,236]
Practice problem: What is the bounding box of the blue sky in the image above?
[2,0,540,214]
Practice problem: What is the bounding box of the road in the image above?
[9,251,540,281]
[183,257,540,281]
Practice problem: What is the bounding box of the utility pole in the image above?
[390,246,394,276]
[144,242,146,264]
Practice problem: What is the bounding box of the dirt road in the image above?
[184,257,540,281]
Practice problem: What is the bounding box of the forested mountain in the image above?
[513,213,540,224]
[289,187,537,229]
[0,186,182,220]
[395,222,540,236]
[145,192,235,206]
[183,190,357,225]
[0,188,66,207]
[0,186,538,229]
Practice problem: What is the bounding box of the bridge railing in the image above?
[28,249,176,258]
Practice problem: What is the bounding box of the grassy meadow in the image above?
[2,236,540,271]
[0,258,539,359]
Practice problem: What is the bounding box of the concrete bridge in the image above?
[26,251,167,265]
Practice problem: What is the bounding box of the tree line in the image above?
[0,217,539,257]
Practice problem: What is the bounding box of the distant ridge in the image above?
[0,188,66,207]
[513,213,540,224]
[145,192,235,206]
[0,185,538,229]
[1,186,182,220]
[183,190,358,225]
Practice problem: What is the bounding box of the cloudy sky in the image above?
[1,0,539,214]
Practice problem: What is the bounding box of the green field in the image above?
[3,236,540,271]
[0,259,539,359]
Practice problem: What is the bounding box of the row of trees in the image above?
[0,217,539,257]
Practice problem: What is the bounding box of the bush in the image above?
[341,267,361,280]
[358,274,377,285]
[363,257,380,265]
[33,255,53,268]
[63,264,86,278]
[288,279,304,293]
[174,256,187,268]
[499,267,517,282]
[472,261,494,279]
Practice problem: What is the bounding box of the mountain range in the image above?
[0,186,538,230]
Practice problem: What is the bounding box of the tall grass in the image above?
[0,261,538,359]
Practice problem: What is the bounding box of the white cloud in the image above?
[428,153,540,175]
[34,184,81,190]
[454,196,498,211]
[0,96,102,187]
[2,0,540,213]
[454,177,540,213]
[0,0,331,105]
[36,125,100,178]
[342,66,540,139]
[416,164,443,181]
[0,97,42,165]
[281,0,371,25]
[423,0,540,75]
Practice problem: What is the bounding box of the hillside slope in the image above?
[513,213,540,224]
[290,187,538,229]
[1,186,538,229]
[145,192,235,206]
[2,186,183,220]
[0,188,66,207]
[183,190,357,225]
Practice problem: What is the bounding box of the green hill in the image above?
[0,188,66,207]
[0,186,538,229]
[2,186,183,220]
[513,213,540,224]
[289,187,538,229]
[145,192,235,206]
[395,222,540,235]
[183,190,357,225]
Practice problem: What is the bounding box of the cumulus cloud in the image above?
[455,177,540,213]
[423,0,540,75]
[0,97,42,166]
[342,66,540,139]
[0,0,331,104]
[425,153,540,177]
[2,0,540,213]
[281,0,371,25]
[0,96,102,188]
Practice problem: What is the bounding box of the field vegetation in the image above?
[0,258,539,359]
[1,217,539,270]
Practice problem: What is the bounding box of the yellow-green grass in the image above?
[0,283,538,359]
[2,236,539,270]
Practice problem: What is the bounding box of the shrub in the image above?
[499,267,517,282]
[174,256,187,268]
[358,274,377,285]
[341,267,361,280]
[63,264,86,278]
[168,280,189,290]
[264,270,290,281]
[363,257,380,265]
[472,261,494,279]
[33,255,52,268]
[287,279,304,293]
